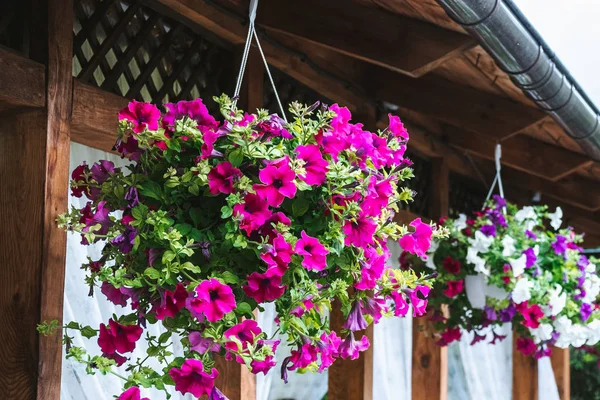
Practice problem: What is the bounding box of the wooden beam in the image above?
[0,48,45,111]
[328,304,374,400]
[254,0,474,77]
[442,126,593,181]
[411,155,449,400]
[550,347,570,400]
[36,0,74,398]
[154,0,369,112]
[213,356,256,400]
[513,333,538,400]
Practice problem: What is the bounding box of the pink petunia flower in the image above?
[296,145,329,186]
[189,332,220,354]
[80,201,113,244]
[294,231,329,271]
[100,282,131,307]
[98,319,143,355]
[243,271,286,303]
[258,114,292,139]
[187,278,236,322]
[118,100,161,134]
[163,99,218,133]
[362,177,393,217]
[154,283,188,320]
[117,387,149,400]
[288,342,319,370]
[388,114,409,139]
[399,218,433,257]
[318,331,342,372]
[224,320,262,352]
[410,285,431,317]
[516,337,536,355]
[436,327,461,346]
[260,234,293,276]
[517,302,544,328]
[354,247,386,291]
[254,160,297,207]
[169,359,218,398]
[207,161,242,195]
[339,332,370,360]
[250,339,280,375]
[391,291,410,317]
[443,280,464,298]
[234,193,273,235]
[343,214,378,249]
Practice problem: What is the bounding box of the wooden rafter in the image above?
[252,0,475,77]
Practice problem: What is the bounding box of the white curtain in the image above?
[61,143,561,400]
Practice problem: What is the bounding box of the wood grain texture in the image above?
[0,110,47,400]
[256,0,474,77]
[513,333,538,400]
[328,303,374,400]
[35,1,74,399]
[550,347,570,400]
[213,356,256,400]
[0,48,45,111]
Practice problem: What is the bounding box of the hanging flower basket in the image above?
[405,196,600,358]
[39,95,442,398]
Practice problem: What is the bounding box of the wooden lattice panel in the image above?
[72,0,235,110]
[399,150,433,217]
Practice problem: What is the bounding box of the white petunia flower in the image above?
[583,274,600,303]
[547,285,567,316]
[553,316,573,348]
[512,277,533,304]
[502,235,516,257]
[467,247,489,275]
[509,254,527,278]
[530,323,553,344]
[515,206,537,223]
[586,320,600,345]
[454,214,467,231]
[468,231,494,254]
[548,207,563,231]
[569,324,589,347]
[586,261,596,274]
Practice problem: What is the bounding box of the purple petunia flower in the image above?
[525,230,538,240]
[499,303,517,322]
[110,225,138,253]
[523,247,537,268]
[480,224,496,237]
[581,303,593,321]
[552,235,568,256]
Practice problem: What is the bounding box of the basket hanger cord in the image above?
[483,143,506,213]
[233,0,287,122]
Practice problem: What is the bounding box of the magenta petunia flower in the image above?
[399,218,433,258]
[362,177,393,217]
[516,337,536,355]
[233,193,273,235]
[254,160,297,207]
[343,300,368,331]
[388,114,409,139]
[391,291,410,317]
[354,247,386,291]
[104,352,127,366]
[260,234,293,276]
[100,282,131,307]
[71,162,89,198]
[117,387,149,400]
[243,271,286,303]
[362,297,386,324]
[256,212,291,240]
[187,278,236,322]
[288,342,319,370]
[343,215,377,249]
[258,114,292,139]
[110,225,138,254]
[523,247,537,268]
[189,332,220,354]
[118,100,161,134]
[443,280,464,298]
[442,256,461,275]
[410,285,431,317]
[207,161,242,195]
[201,130,222,159]
[115,135,142,160]
[169,359,218,398]
[224,319,262,352]
[80,201,113,244]
[154,283,188,320]
[436,327,461,346]
[339,332,370,360]
[98,318,143,355]
[317,331,342,372]
[294,231,329,271]
[163,99,218,133]
[517,302,544,328]
[90,160,116,185]
[296,145,328,186]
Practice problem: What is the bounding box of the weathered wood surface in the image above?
[0,48,45,111]
[550,347,570,400]
[513,334,538,400]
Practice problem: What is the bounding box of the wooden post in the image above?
[0,1,72,399]
[411,156,449,400]
[513,333,538,400]
[550,347,570,400]
[328,305,374,400]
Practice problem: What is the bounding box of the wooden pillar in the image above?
[550,347,570,400]
[328,305,374,400]
[214,356,257,400]
[0,1,73,399]
[513,333,538,400]
[411,156,449,400]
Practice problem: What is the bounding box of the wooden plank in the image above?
[213,356,256,400]
[0,48,45,111]
[154,0,368,112]
[255,0,475,77]
[513,333,538,400]
[72,80,128,152]
[442,126,593,181]
[328,304,374,400]
[411,154,449,400]
[36,1,74,398]
[550,347,570,400]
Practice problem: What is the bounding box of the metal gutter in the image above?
[435,0,600,160]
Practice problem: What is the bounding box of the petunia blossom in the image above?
[169,359,218,398]
[117,387,149,400]
[442,256,461,275]
[296,144,328,186]
[343,215,377,249]
[154,283,188,320]
[399,218,432,257]
[208,162,242,195]
[243,271,286,303]
[294,231,329,271]
[187,278,236,322]
[516,337,536,355]
[118,100,161,134]
[254,160,297,207]
[391,291,410,317]
[224,319,262,352]
[98,319,143,355]
[410,285,431,317]
[189,332,220,354]
[443,280,464,298]
[339,332,370,360]
[343,300,368,331]
[233,193,273,235]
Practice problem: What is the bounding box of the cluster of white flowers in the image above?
[552,316,600,348]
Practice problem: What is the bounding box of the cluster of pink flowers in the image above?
[55,95,438,398]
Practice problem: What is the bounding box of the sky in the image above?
[515,0,600,108]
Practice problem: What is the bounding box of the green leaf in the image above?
[144,267,162,280]
[292,197,309,217]
[158,331,171,344]
[189,208,203,227]
[131,203,148,220]
[219,271,240,285]
[174,223,193,236]
[139,181,163,201]
[65,321,81,330]
[181,262,201,274]
[228,148,244,167]
[221,205,233,219]
[236,302,253,316]
[80,325,97,339]
[162,250,176,264]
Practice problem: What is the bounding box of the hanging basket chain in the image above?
[232,0,287,122]
[483,143,506,214]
